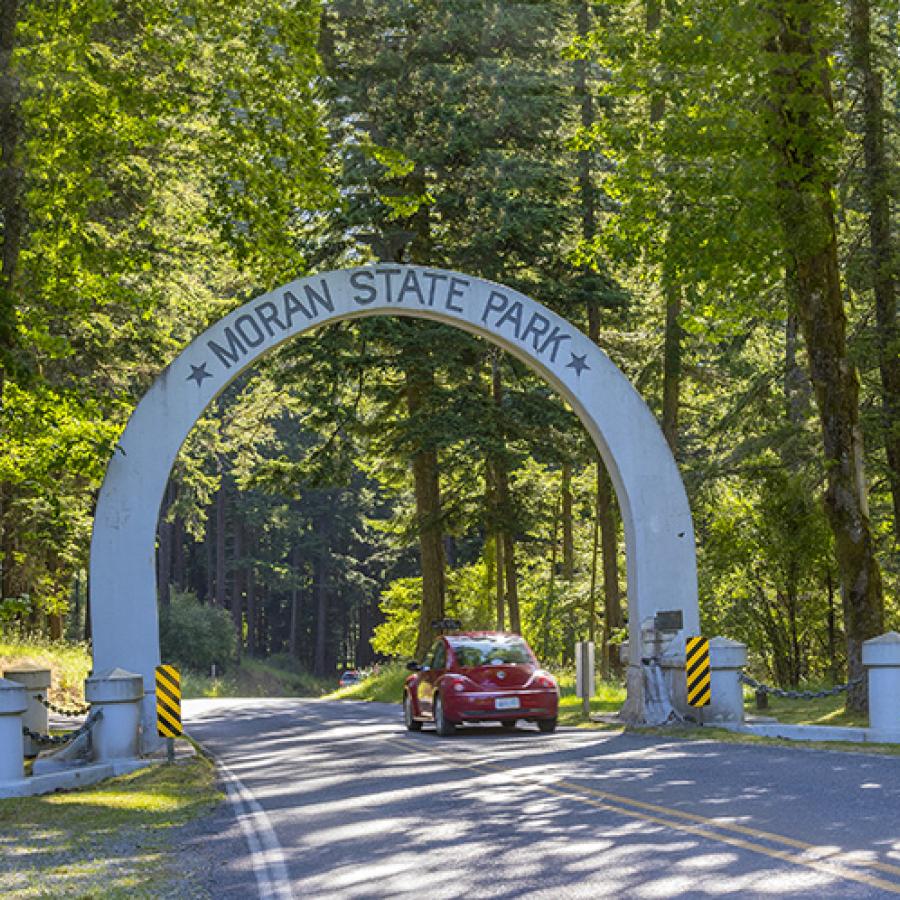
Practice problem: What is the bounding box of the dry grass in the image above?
[0,635,92,706]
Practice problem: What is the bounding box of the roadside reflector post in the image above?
[2,667,51,758]
[0,678,27,784]
[155,665,182,761]
[685,637,711,722]
[576,641,595,719]
[84,668,144,761]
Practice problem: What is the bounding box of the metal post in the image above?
[0,679,27,784]
[167,737,175,764]
[2,667,51,758]
[862,632,900,742]
[582,642,590,718]
[576,640,595,719]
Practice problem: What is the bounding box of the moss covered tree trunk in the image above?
[764,0,884,710]
[848,0,900,542]
[0,0,22,611]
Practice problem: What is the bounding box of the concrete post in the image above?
[0,678,28,783]
[862,632,900,742]
[84,668,144,761]
[706,637,747,723]
[3,667,51,757]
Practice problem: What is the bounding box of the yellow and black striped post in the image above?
[155,665,182,761]
[685,636,711,709]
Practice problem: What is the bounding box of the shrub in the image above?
[159,591,236,673]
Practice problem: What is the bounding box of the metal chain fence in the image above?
[739,672,864,701]
[23,708,102,747]
[36,693,91,718]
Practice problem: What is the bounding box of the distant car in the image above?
[403,632,559,736]
[339,670,362,688]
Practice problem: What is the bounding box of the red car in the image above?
[403,632,559,736]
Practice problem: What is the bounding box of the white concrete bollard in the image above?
[862,632,900,742]
[84,668,144,761]
[3,666,51,757]
[706,637,748,723]
[0,678,28,783]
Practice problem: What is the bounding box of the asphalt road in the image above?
[183,697,900,899]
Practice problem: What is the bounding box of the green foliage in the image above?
[159,592,236,673]
[370,578,420,660]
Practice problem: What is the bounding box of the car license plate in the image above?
[495,697,520,710]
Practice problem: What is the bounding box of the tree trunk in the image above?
[246,553,256,658]
[157,482,174,609]
[204,512,214,604]
[661,282,682,452]
[764,0,884,711]
[494,531,505,631]
[848,0,900,542]
[289,544,301,659]
[543,491,561,661]
[0,0,22,375]
[588,478,599,646]
[313,535,328,677]
[215,480,227,609]
[0,2,22,605]
[645,0,681,453]
[490,358,520,633]
[172,514,185,591]
[405,361,446,660]
[597,461,623,676]
[561,463,574,582]
[231,515,243,660]
[501,526,521,634]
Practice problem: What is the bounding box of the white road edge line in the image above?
[218,760,294,900]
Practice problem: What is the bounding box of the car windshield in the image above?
[450,638,533,667]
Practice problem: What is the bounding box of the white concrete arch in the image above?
[90,266,698,737]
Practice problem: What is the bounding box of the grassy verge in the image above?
[0,635,92,706]
[557,672,626,727]
[182,656,334,699]
[0,749,221,899]
[328,662,409,702]
[744,688,867,728]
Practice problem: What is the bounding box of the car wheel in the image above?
[537,717,557,734]
[501,720,517,730]
[404,692,423,732]
[434,694,455,737]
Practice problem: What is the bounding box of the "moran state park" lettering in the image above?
[205,270,575,372]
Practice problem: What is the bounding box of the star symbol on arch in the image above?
[566,352,590,377]
[187,362,213,387]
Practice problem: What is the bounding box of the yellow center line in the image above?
[385,736,900,894]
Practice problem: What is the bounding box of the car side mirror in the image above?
[406,661,421,671]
